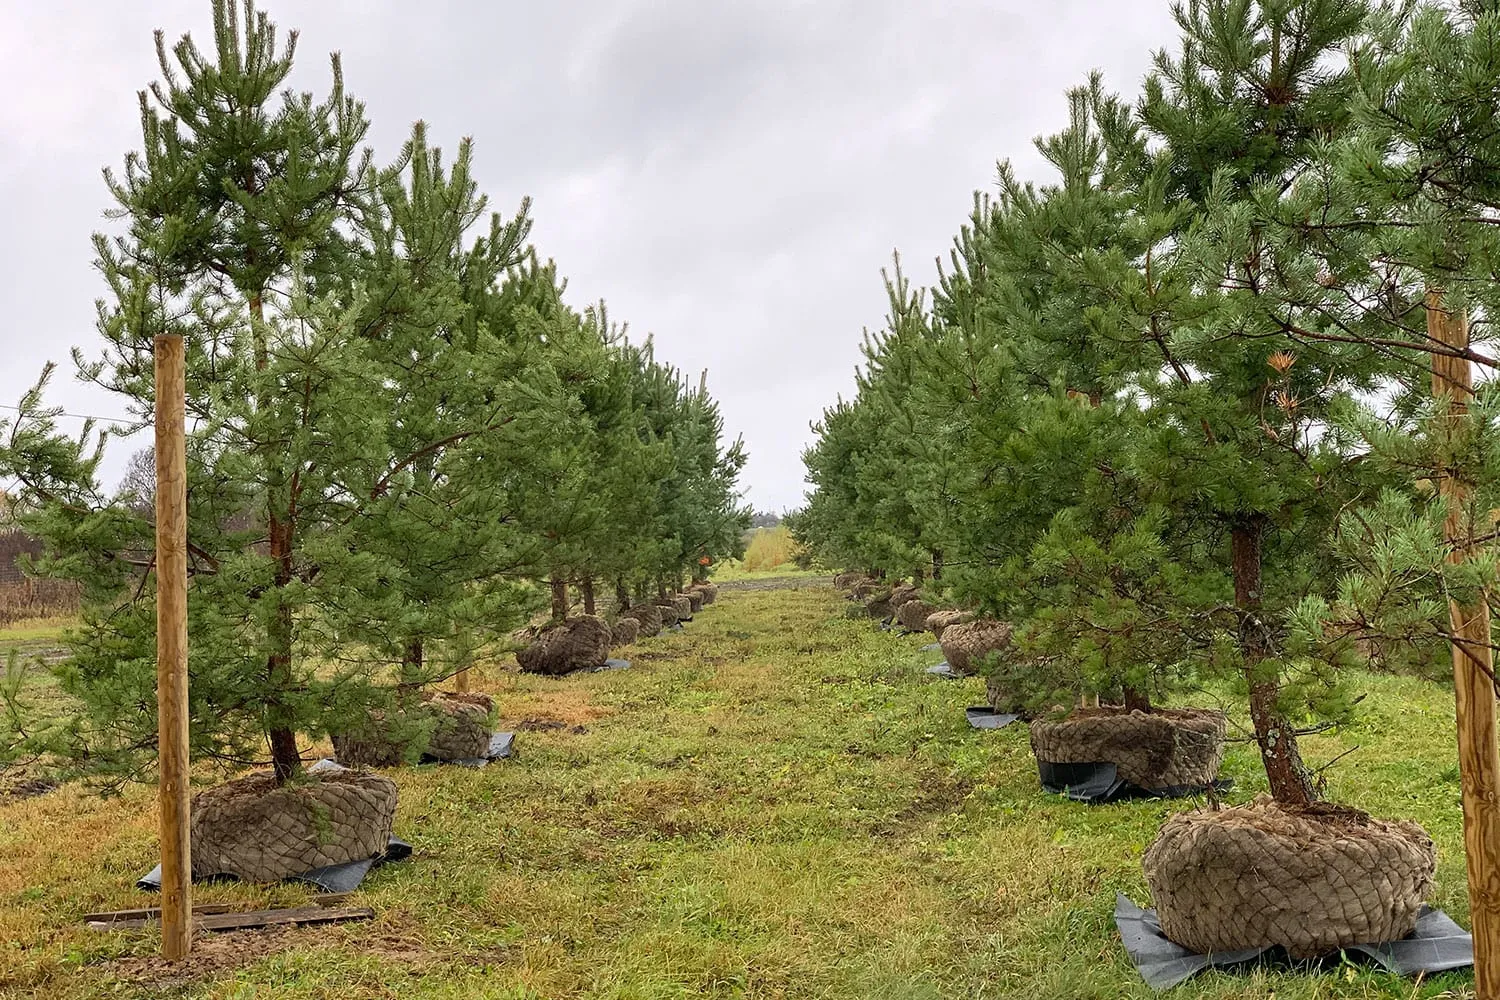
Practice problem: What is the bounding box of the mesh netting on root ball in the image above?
[669,595,693,618]
[621,603,663,636]
[331,691,494,766]
[833,572,863,590]
[191,769,398,883]
[864,588,895,620]
[888,583,919,609]
[692,582,718,604]
[851,580,884,600]
[1143,797,1436,958]
[612,617,640,646]
[516,615,612,675]
[423,692,494,760]
[939,620,1013,675]
[654,601,681,627]
[896,599,934,631]
[684,590,704,612]
[986,675,1030,716]
[1029,708,1226,791]
[925,609,974,639]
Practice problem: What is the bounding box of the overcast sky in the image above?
[1,1,1179,513]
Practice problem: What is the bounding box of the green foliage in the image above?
[797,0,1500,804]
[0,0,747,788]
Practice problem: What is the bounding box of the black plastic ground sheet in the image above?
[1037,760,1231,803]
[137,836,412,894]
[1115,894,1474,990]
[965,706,1019,730]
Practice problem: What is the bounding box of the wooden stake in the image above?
[1428,291,1500,998]
[154,334,191,962]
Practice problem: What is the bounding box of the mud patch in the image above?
[0,775,58,802]
[516,718,589,734]
[103,925,311,988]
[869,774,975,837]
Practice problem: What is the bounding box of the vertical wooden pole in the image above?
[454,667,470,694]
[154,334,191,961]
[1428,291,1500,998]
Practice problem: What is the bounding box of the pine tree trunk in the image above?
[550,578,569,620]
[402,639,423,680]
[657,578,667,600]
[581,577,596,616]
[616,578,631,610]
[1123,685,1152,714]
[1428,290,1500,998]
[932,549,943,581]
[253,289,301,786]
[397,639,424,704]
[1231,517,1315,806]
[266,513,300,783]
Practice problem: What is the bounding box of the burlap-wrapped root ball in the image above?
[692,582,718,605]
[895,599,934,632]
[1144,797,1436,958]
[985,675,1029,716]
[670,595,693,618]
[938,619,1013,676]
[191,769,398,883]
[655,601,681,627]
[516,615,612,675]
[684,590,705,612]
[332,691,493,766]
[888,583,919,610]
[423,692,494,760]
[833,572,864,590]
[330,723,404,767]
[621,603,664,636]
[612,617,640,646]
[851,580,884,600]
[864,587,895,620]
[924,609,973,640]
[1029,707,1226,790]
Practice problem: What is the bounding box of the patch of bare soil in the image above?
[104,925,311,989]
[102,923,455,990]
[870,774,975,837]
[0,774,58,801]
[516,718,589,734]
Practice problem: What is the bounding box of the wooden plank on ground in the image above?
[87,905,373,933]
[82,893,354,925]
[83,903,236,923]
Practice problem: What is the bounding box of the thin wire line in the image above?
[0,402,136,423]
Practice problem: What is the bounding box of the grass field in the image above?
[0,578,1477,999]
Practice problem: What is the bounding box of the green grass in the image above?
[0,617,72,644]
[0,585,1477,998]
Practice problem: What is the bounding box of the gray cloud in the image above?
[0,0,1179,513]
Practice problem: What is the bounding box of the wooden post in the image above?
[1428,290,1500,998]
[454,666,470,694]
[154,334,191,961]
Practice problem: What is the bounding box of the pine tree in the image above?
[1101,0,1379,804]
[1,1,542,785]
